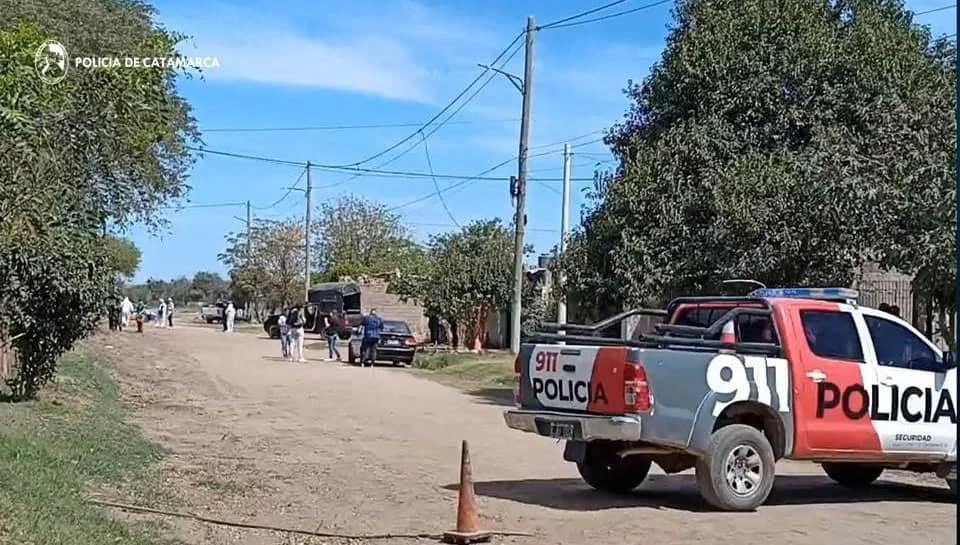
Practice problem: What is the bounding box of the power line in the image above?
[162,201,245,210]
[915,4,956,16]
[386,157,515,211]
[339,38,525,183]
[537,0,631,29]
[407,221,559,233]
[421,134,460,227]
[202,118,520,133]
[539,0,673,30]
[340,30,525,167]
[187,144,596,181]
[251,166,307,211]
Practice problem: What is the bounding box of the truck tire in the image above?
[822,463,883,488]
[947,478,956,495]
[695,424,776,511]
[348,345,357,365]
[576,447,651,494]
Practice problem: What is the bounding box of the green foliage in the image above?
[311,195,421,279]
[103,235,142,279]
[390,219,520,344]
[124,271,229,305]
[0,3,198,399]
[559,0,956,316]
[0,351,171,544]
[219,219,304,311]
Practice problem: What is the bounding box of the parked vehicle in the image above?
[348,319,417,366]
[200,305,221,324]
[263,282,360,339]
[503,287,957,511]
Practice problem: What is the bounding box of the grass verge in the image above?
[0,351,176,545]
[411,351,515,406]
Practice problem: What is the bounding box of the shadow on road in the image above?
[449,475,952,512]
[463,387,515,407]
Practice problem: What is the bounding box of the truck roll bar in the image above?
[537,308,668,336]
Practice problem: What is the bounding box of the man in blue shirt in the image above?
[359,308,384,367]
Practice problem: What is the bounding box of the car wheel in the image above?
[576,443,651,494]
[695,424,776,511]
[822,463,883,488]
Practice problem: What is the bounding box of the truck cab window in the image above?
[799,310,863,362]
[864,315,941,373]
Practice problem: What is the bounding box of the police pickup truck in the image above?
[504,287,956,511]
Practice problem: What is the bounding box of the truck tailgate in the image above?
[517,344,630,415]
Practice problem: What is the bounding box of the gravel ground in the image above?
[98,324,956,545]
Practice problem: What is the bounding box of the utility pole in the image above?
[557,143,572,330]
[245,200,252,265]
[510,15,536,355]
[304,162,312,303]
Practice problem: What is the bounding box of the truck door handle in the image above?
[806,370,827,382]
[879,375,896,386]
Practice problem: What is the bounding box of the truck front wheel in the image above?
[695,424,776,511]
[822,463,883,488]
[576,444,651,494]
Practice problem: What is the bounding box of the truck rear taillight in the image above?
[513,354,522,406]
[624,362,653,414]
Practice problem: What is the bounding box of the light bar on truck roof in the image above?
[748,287,859,301]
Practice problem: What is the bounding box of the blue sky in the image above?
[126,0,956,283]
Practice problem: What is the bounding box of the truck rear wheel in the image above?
[822,463,883,488]
[576,445,651,494]
[695,424,776,511]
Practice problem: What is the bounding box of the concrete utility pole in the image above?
[557,143,572,330]
[304,162,312,303]
[245,200,252,265]
[510,15,536,355]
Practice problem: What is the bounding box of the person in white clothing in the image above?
[157,298,167,327]
[119,297,134,330]
[225,302,236,332]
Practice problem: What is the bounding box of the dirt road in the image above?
[101,324,955,545]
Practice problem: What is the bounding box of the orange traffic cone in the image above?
[443,441,491,544]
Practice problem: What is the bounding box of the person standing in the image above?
[288,304,306,363]
[156,298,166,328]
[134,299,146,334]
[324,313,342,362]
[166,298,175,327]
[359,308,383,367]
[225,302,236,333]
[120,296,134,330]
[277,310,290,360]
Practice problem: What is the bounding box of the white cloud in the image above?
[161,0,505,104]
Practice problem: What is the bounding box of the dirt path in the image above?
[101,324,955,545]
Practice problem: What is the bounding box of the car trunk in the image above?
[378,332,413,348]
[516,345,633,415]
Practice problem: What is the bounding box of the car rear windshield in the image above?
[382,321,411,334]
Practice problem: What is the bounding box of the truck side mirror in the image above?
[943,350,956,370]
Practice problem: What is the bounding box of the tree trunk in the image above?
[450,319,459,351]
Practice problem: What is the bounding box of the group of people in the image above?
[276,304,307,362]
[109,296,146,333]
[273,306,383,365]
[155,298,175,328]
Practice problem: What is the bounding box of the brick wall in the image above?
[356,278,429,340]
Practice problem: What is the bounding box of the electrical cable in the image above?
[339,30,525,167]
[421,134,460,227]
[251,166,306,211]
[202,118,519,133]
[539,0,673,30]
[386,157,515,211]
[915,4,956,16]
[537,0,631,29]
[162,201,245,210]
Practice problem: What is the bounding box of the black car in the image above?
[348,319,417,366]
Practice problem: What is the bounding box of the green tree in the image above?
[220,219,304,314]
[0,2,198,399]
[311,195,419,280]
[390,219,522,350]
[102,235,141,279]
[559,0,956,329]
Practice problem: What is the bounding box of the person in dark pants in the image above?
[359,308,383,367]
[324,313,342,362]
